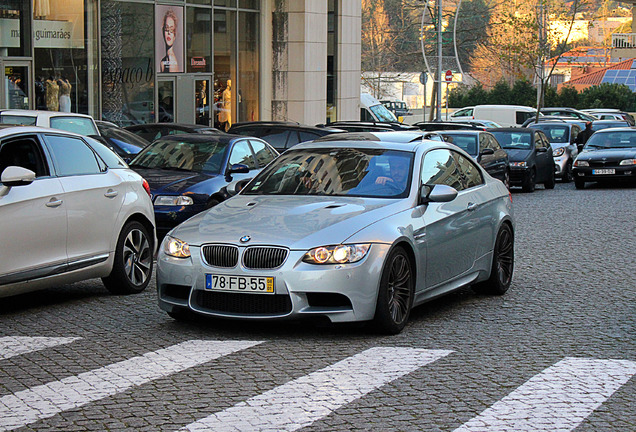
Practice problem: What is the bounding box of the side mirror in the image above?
[226,178,252,197]
[480,148,495,156]
[227,163,249,174]
[419,184,458,205]
[1,166,36,187]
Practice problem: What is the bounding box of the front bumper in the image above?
[509,166,530,186]
[553,156,568,178]
[157,243,392,323]
[573,165,636,182]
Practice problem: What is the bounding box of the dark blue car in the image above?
[129,134,278,238]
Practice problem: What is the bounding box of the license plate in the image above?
[592,169,615,175]
[205,274,274,294]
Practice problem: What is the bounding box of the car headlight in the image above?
[154,195,194,206]
[510,161,527,167]
[574,160,589,167]
[553,147,565,157]
[303,244,371,265]
[162,235,191,258]
[619,159,636,166]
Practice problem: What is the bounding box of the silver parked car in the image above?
[527,122,580,182]
[157,138,514,334]
[0,126,156,298]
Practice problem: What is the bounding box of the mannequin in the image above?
[218,79,232,131]
[58,77,72,112]
[45,76,59,111]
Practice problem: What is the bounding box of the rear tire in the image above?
[544,167,556,189]
[372,246,414,335]
[102,221,153,294]
[472,224,514,295]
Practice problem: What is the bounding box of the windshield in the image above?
[130,138,229,173]
[100,128,148,155]
[442,134,478,155]
[584,131,636,149]
[591,121,629,132]
[530,125,569,143]
[243,148,413,198]
[490,131,532,150]
[50,116,99,136]
[369,104,398,122]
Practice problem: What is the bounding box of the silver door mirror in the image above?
[1,166,36,187]
[420,184,458,204]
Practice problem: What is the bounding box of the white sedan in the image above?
[0,126,156,298]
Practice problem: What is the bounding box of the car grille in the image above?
[202,245,239,268]
[588,160,618,167]
[194,290,292,315]
[242,247,289,269]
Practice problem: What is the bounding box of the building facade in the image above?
[0,0,360,128]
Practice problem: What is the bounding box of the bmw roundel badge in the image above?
[240,235,251,243]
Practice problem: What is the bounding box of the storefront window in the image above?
[0,0,30,57]
[33,0,97,115]
[238,11,259,123]
[239,0,259,9]
[326,0,337,123]
[101,1,154,125]
[214,0,237,7]
[213,9,235,131]
[187,7,211,73]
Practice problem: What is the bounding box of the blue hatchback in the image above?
[129,134,278,238]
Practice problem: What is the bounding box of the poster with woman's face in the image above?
[156,5,184,73]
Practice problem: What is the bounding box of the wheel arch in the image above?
[123,213,156,249]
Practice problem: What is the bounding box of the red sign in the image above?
[445,70,453,82]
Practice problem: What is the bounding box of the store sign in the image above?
[0,18,83,49]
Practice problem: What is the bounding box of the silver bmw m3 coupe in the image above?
[156,138,514,334]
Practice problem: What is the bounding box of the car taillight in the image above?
[509,190,513,203]
[142,179,151,197]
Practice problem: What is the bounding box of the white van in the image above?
[360,93,398,122]
[472,105,538,127]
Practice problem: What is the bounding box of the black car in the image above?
[488,128,556,192]
[93,120,149,162]
[316,121,419,133]
[540,108,597,122]
[526,122,581,182]
[129,134,278,238]
[572,127,636,189]
[591,120,631,133]
[124,123,222,142]
[440,131,510,188]
[413,121,486,132]
[228,121,344,153]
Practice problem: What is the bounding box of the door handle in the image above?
[467,202,478,211]
[46,198,63,208]
[104,189,119,198]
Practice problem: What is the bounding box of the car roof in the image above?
[151,132,257,144]
[527,122,575,128]
[488,127,535,133]
[230,121,336,133]
[0,125,88,137]
[590,126,635,132]
[313,131,431,143]
[289,137,455,154]
[0,110,95,120]
[125,122,220,130]
[438,130,483,135]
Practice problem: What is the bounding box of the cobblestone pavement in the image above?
[0,182,634,432]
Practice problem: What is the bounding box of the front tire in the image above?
[521,169,536,192]
[562,162,573,183]
[372,246,414,335]
[544,167,556,189]
[472,224,514,295]
[574,178,585,189]
[102,221,153,294]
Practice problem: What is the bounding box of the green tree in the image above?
[465,83,489,106]
[487,80,513,104]
[557,86,580,108]
[580,83,636,111]
[511,79,536,106]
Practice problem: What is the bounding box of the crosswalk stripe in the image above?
[180,347,453,432]
[453,357,636,432]
[0,336,81,360]
[0,339,262,432]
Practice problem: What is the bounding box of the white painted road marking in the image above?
[0,340,262,432]
[0,336,81,360]
[453,357,636,432]
[181,347,453,432]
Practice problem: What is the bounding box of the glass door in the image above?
[195,77,212,126]
[3,62,31,110]
[157,78,175,122]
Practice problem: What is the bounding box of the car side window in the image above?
[0,115,37,126]
[299,131,320,144]
[489,135,502,150]
[0,135,50,178]
[249,140,276,167]
[228,140,256,168]
[44,135,103,176]
[571,126,580,142]
[260,128,290,149]
[453,151,483,189]
[479,133,488,152]
[534,132,544,149]
[420,149,464,191]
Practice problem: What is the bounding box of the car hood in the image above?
[170,195,410,249]
[577,147,636,162]
[503,148,532,161]
[131,167,217,193]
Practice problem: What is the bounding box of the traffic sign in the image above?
[419,72,428,85]
[445,70,453,82]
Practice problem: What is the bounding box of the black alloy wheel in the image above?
[103,221,153,294]
[473,224,514,295]
[522,168,536,192]
[373,246,414,335]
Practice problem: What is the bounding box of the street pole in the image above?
[436,0,443,121]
